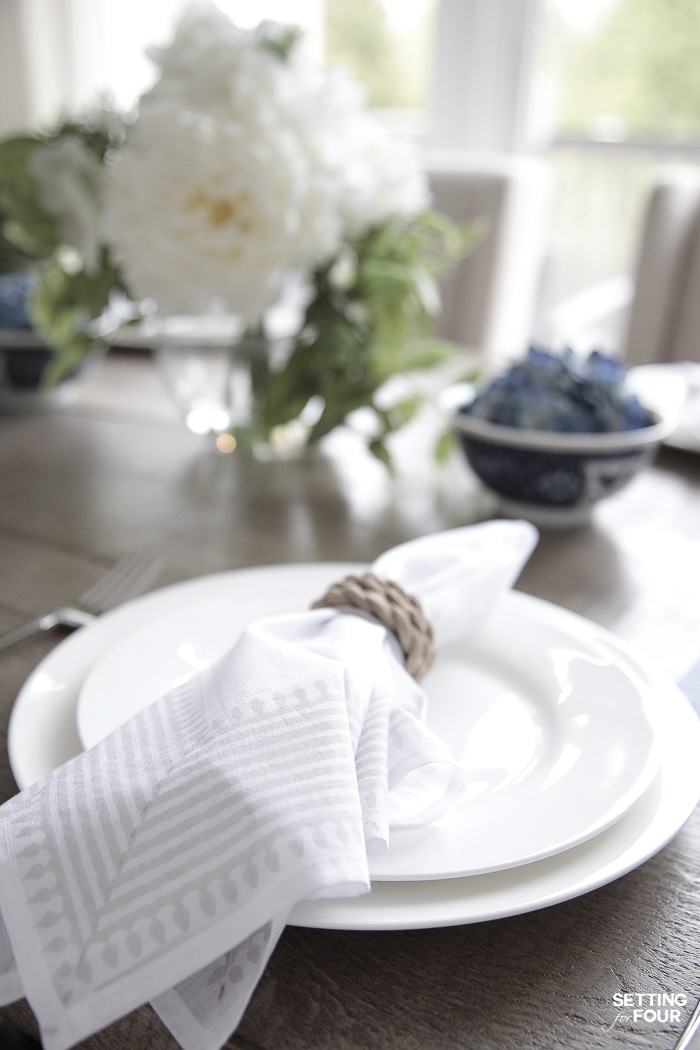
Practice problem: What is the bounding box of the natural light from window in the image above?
[95,0,436,117]
[531,0,700,350]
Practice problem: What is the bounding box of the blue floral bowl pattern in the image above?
[449,388,674,527]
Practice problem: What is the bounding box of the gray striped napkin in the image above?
[0,521,537,1050]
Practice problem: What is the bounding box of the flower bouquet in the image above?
[0,4,474,458]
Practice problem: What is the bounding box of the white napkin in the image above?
[0,520,537,1050]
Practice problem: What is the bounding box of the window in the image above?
[541,0,700,142]
[5,0,698,356]
[532,0,700,348]
[326,0,437,111]
[0,1,437,125]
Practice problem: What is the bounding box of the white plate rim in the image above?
[629,362,700,452]
[7,565,700,930]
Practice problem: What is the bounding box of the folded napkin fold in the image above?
[0,520,537,1050]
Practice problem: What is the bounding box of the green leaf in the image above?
[308,387,376,442]
[262,374,314,428]
[355,258,415,296]
[27,253,120,386]
[369,438,393,471]
[387,395,421,427]
[0,221,33,274]
[373,337,457,382]
[452,364,485,385]
[255,22,301,60]
[434,428,457,465]
[49,105,125,162]
[0,137,59,258]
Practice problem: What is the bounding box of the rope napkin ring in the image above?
[312,572,436,681]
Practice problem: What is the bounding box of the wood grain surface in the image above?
[1,349,699,1050]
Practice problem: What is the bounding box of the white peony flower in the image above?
[29,135,105,274]
[105,104,343,321]
[302,66,430,236]
[104,2,429,324]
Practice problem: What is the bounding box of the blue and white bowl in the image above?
[447,384,674,528]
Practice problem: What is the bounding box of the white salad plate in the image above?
[8,565,700,930]
[72,567,657,881]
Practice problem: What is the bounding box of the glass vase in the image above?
[152,315,311,459]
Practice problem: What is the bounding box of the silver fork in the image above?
[0,553,165,653]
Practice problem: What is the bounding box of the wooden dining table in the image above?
[1,347,700,1050]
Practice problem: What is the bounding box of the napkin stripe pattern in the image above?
[151,914,288,1049]
[0,661,370,1050]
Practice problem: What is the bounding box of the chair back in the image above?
[622,168,700,366]
[425,152,549,363]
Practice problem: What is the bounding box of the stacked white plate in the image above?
[629,361,700,452]
[9,564,700,930]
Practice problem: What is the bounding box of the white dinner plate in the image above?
[8,566,700,930]
[73,567,658,881]
[629,362,700,452]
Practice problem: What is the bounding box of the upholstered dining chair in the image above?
[547,166,700,366]
[424,151,550,364]
[619,166,700,367]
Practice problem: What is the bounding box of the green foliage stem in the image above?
[29,252,121,386]
[259,210,477,464]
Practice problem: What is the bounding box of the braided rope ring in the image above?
[311,572,436,682]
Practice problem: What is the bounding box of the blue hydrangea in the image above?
[462,346,653,433]
[0,272,34,329]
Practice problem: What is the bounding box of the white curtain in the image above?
[0,1,29,134]
[0,0,102,134]
[0,0,186,133]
